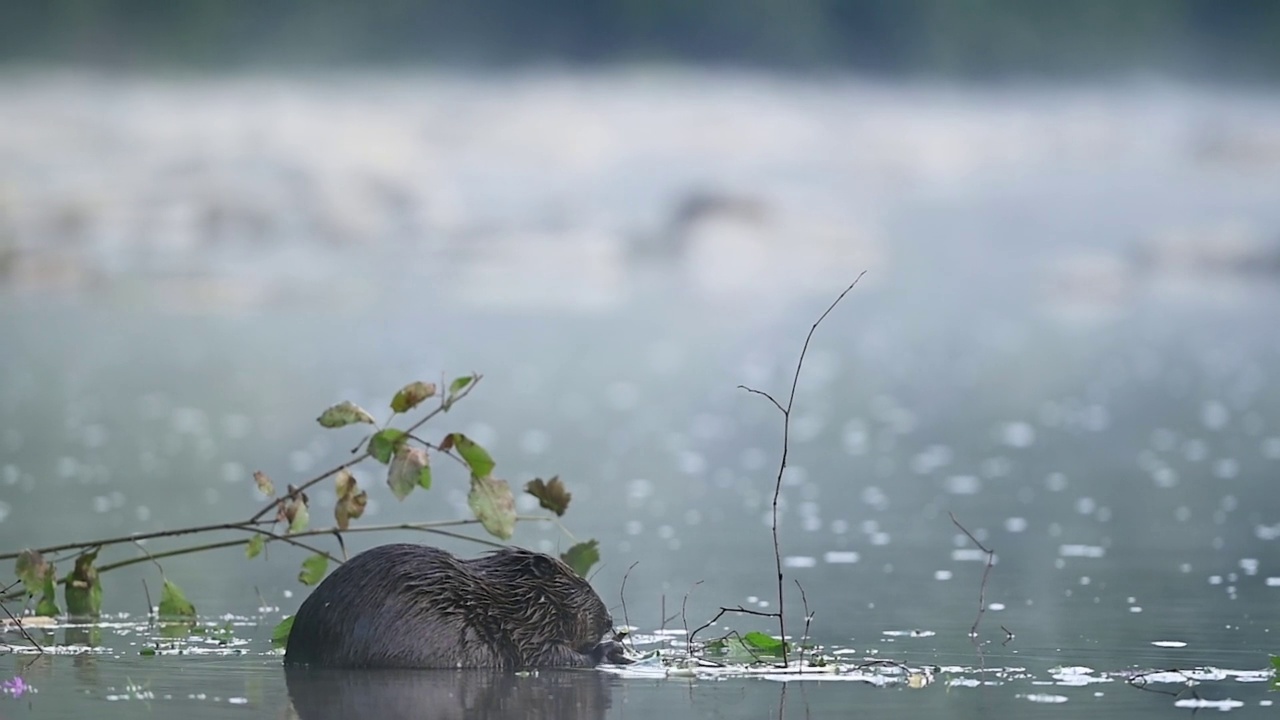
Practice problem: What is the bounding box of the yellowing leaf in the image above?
[387,446,429,501]
[253,471,275,497]
[64,548,102,618]
[246,535,265,559]
[15,549,51,597]
[525,476,572,516]
[391,381,437,413]
[467,474,516,540]
[335,469,356,498]
[288,500,309,534]
[316,401,376,429]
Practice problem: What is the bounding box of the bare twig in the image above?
[949,511,996,638]
[1125,668,1203,700]
[142,578,153,617]
[2,516,545,602]
[795,579,814,668]
[0,600,44,654]
[736,386,785,414]
[407,437,470,470]
[619,561,639,632]
[736,272,866,667]
[0,519,276,561]
[681,580,704,658]
[856,658,912,672]
[688,605,785,667]
[331,530,348,561]
[244,529,342,567]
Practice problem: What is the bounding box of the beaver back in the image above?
[283,543,614,669]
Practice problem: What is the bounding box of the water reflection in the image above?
[284,667,617,720]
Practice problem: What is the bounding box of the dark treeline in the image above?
[3,0,1279,80]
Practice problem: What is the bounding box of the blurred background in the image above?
[2,0,1280,659]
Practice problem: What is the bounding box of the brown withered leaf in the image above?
[525,476,572,517]
[334,469,368,530]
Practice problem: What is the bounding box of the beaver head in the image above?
[471,547,615,661]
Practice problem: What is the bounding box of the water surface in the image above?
[2,70,1279,717]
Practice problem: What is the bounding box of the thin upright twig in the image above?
[949,511,997,638]
[736,272,866,666]
[795,579,814,668]
[619,561,639,632]
[681,580,703,658]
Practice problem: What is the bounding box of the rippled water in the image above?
[2,70,1280,717]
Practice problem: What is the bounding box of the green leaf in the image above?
[560,540,600,578]
[445,433,495,478]
[467,474,516,540]
[140,647,157,656]
[1272,655,1280,671]
[160,622,192,639]
[298,554,328,586]
[36,572,60,617]
[387,446,429,501]
[158,578,196,619]
[15,549,51,597]
[316,400,376,429]
[246,535,265,559]
[391,381,437,413]
[742,631,786,655]
[526,476,572,517]
[448,375,474,398]
[272,616,295,649]
[418,464,432,491]
[64,548,103,618]
[368,428,407,464]
[706,634,786,663]
[253,471,275,497]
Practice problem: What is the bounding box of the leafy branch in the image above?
[2,372,595,630]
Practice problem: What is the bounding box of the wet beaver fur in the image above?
[283,543,629,669]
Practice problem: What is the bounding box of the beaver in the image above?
[282,543,630,669]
